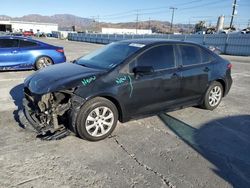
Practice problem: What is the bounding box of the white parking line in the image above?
[231,72,250,78]
[231,72,250,75]
[0,78,26,82]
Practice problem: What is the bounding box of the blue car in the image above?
[0,36,66,70]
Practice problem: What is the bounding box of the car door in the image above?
[18,39,39,65]
[177,44,213,102]
[0,39,20,67]
[19,39,39,66]
[120,44,181,117]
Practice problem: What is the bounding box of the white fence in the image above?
[68,33,250,56]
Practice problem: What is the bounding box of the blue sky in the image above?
[1,0,250,28]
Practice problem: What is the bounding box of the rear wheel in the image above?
[202,81,223,110]
[76,97,118,141]
[35,56,53,70]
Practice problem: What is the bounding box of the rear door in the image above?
[177,44,214,102]
[0,39,20,67]
[121,44,181,116]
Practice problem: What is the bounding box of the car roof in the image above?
[118,38,200,46]
[0,35,43,43]
[0,35,31,40]
[0,35,59,47]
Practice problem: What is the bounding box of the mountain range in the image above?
[0,14,192,33]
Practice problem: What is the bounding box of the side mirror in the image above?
[133,66,154,75]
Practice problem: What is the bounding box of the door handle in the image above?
[11,50,18,54]
[203,67,210,72]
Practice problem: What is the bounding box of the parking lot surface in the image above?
[0,38,250,188]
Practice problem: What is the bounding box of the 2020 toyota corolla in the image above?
[23,39,232,141]
[0,36,66,70]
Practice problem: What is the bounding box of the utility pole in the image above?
[91,16,96,32]
[148,17,151,30]
[170,7,177,33]
[136,10,139,34]
[97,15,100,33]
[188,18,191,34]
[229,0,237,30]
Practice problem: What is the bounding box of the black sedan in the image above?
[23,39,232,141]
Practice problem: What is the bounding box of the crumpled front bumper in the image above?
[22,87,86,138]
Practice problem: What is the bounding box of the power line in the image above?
[172,0,203,7]
[90,0,231,25]
[138,10,169,16]
[90,0,207,20]
[100,10,136,18]
[180,0,228,11]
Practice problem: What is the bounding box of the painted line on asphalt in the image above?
[0,78,26,82]
[231,72,250,78]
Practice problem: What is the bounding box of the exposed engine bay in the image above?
[23,88,74,140]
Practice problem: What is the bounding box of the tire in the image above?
[76,97,118,141]
[35,56,53,70]
[202,81,223,110]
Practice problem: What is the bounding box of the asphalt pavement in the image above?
[0,38,250,188]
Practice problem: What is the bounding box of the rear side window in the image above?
[0,39,19,48]
[179,45,202,66]
[201,48,215,63]
[19,40,37,47]
[136,45,175,70]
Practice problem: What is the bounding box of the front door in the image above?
[0,39,21,68]
[120,44,181,117]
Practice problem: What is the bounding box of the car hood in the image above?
[24,63,105,94]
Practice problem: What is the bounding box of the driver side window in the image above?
[130,44,175,72]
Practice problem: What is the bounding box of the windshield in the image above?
[76,42,144,69]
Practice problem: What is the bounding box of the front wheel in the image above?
[76,97,118,141]
[202,81,223,110]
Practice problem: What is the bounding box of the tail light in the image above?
[227,63,232,69]
[56,49,64,53]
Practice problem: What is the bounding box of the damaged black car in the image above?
[23,39,232,141]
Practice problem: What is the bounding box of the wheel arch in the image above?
[215,79,226,97]
[99,95,124,122]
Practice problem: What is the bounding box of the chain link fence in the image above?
[68,33,250,56]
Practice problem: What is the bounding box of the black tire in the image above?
[35,56,53,70]
[76,97,118,141]
[202,81,223,110]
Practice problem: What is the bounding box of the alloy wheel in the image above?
[85,106,114,137]
[209,86,222,107]
[36,57,53,69]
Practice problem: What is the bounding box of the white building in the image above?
[102,28,152,35]
[0,20,58,34]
